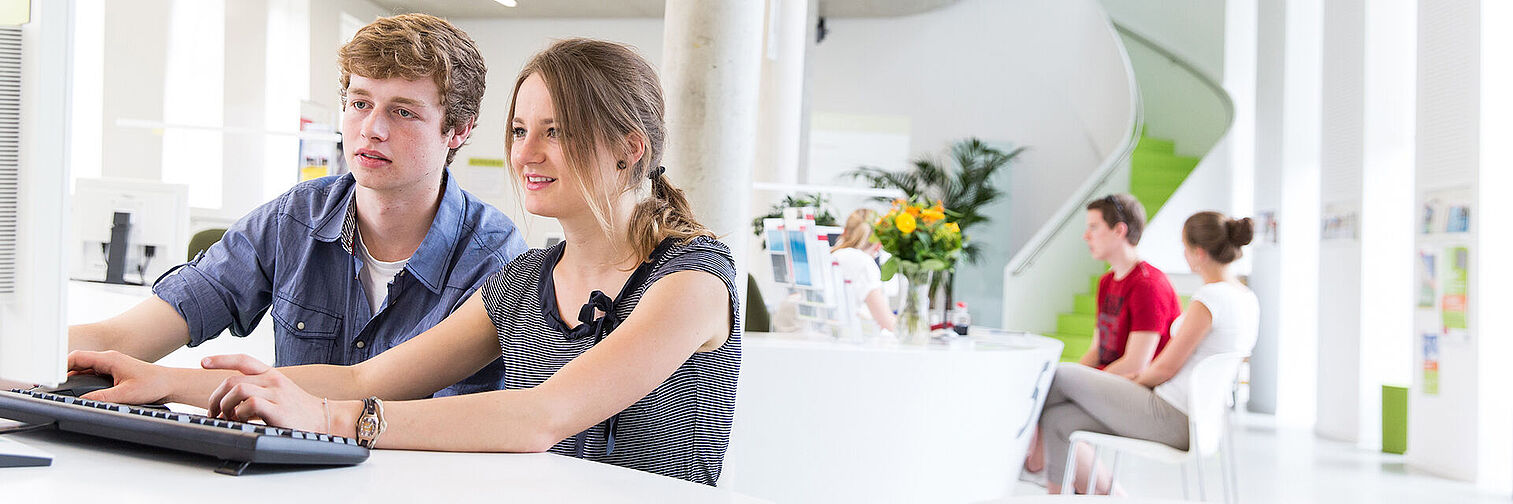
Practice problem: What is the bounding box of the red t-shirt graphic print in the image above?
[1094,261,1181,369]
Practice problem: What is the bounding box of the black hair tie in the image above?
[649,166,666,180]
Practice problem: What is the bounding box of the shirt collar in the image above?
[310,170,466,295]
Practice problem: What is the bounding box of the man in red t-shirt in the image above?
[1080,194,1180,378]
[1024,193,1181,483]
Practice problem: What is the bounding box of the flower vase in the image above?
[897,267,934,345]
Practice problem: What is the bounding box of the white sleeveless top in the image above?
[1154,282,1259,415]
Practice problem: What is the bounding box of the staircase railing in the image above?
[1000,18,1235,332]
[1005,22,1141,280]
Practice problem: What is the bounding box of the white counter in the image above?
[720,330,1063,503]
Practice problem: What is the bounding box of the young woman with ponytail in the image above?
[1040,211,1260,494]
[66,39,740,485]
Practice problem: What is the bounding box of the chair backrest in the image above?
[187,228,227,261]
[1186,351,1248,455]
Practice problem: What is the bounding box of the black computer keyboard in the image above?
[0,388,368,475]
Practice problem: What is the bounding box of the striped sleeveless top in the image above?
[478,236,742,485]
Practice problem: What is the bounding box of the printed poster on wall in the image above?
[1416,250,1436,308]
[1442,246,1469,341]
[1422,333,1439,396]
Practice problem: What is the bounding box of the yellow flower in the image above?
[920,208,945,223]
[895,212,917,234]
[905,206,921,217]
[945,222,960,234]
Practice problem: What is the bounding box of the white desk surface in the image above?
[30,281,768,502]
[2,429,768,503]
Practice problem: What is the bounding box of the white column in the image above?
[1314,0,1364,444]
[1247,0,1322,426]
[1357,0,1416,449]
[1246,0,1286,416]
[1406,0,1513,490]
[748,0,815,305]
[661,0,764,275]
[752,0,813,187]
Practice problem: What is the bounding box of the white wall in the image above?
[1100,0,1226,79]
[99,0,170,183]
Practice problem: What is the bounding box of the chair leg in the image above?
[1108,451,1122,496]
[1219,440,1235,504]
[1226,413,1241,503]
[1087,445,1104,495]
[1061,441,1079,495]
[1194,456,1207,501]
[1180,464,1190,500]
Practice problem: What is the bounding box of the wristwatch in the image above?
[355,396,387,449]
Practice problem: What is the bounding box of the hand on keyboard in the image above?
[204,354,342,436]
[66,350,176,406]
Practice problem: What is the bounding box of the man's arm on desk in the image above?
[69,296,192,364]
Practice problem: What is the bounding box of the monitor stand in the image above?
[0,434,51,468]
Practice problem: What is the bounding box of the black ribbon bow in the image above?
[565,290,620,344]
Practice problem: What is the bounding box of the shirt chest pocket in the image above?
[270,297,342,366]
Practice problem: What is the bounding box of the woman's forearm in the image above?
[337,388,563,452]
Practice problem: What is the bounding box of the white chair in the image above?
[1059,351,1248,503]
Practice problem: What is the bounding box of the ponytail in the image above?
[627,167,715,262]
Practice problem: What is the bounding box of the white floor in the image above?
[1012,411,1510,503]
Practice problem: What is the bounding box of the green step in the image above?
[1074,293,1096,314]
[1132,167,1195,186]
[1057,312,1096,337]
[1136,136,1175,155]
[1052,333,1093,362]
[1131,151,1199,175]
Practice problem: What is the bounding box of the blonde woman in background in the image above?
[830,209,896,333]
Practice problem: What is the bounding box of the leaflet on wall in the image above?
[1320,203,1360,241]
[1422,333,1439,396]
[1416,250,1436,309]
[1259,210,1278,245]
[1420,187,1473,235]
[1441,246,1469,341]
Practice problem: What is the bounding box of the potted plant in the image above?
[846,138,1023,313]
[750,192,839,246]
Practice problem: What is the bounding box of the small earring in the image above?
[616,160,627,170]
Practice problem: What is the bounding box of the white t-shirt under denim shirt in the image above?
[1154,281,1259,415]
[356,233,410,315]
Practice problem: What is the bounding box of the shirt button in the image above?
[296,322,305,330]
[355,341,366,349]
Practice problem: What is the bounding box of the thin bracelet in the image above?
[323,398,331,434]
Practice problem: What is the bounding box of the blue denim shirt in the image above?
[153,171,527,397]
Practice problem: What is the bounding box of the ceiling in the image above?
[367,0,959,19]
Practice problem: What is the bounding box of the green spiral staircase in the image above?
[1048,132,1198,361]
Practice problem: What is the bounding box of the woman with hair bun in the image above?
[1040,211,1260,494]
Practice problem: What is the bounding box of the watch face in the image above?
[358,417,378,438]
